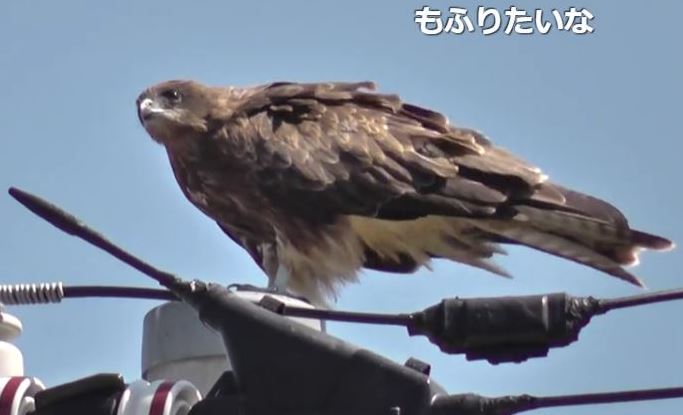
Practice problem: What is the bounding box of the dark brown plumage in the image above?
[137,80,673,304]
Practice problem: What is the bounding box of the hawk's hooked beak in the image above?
[137,96,165,125]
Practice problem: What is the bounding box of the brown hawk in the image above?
[136,80,673,304]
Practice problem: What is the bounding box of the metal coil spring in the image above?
[0,282,64,305]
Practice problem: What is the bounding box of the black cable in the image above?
[275,302,412,326]
[524,385,683,411]
[5,282,683,327]
[0,283,179,305]
[598,287,683,312]
[0,282,412,326]
[63,286,177,301]
[282,288,683,325]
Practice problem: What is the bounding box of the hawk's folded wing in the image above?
[211,81,671,285]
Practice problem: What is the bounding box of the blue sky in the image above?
[1,1,681,413]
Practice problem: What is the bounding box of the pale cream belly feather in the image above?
[277,215,509,304]
[276,219,366,305]
[350,216,510,277]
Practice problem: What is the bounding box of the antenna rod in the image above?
[8,187,183,290]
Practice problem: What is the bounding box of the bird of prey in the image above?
[136,80,673,304]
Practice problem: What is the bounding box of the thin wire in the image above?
[63,286,177,301]
[6,279,683,327]
[525,386,683,411]
[599,287,683,312]
[280,305,412,326]
[0,282,407,325]
[61,285,409,325]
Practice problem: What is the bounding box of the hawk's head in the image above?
[137,80,219,146]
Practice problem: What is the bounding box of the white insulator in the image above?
[0,306,24,377]
[141,301,228,396]
[0,377,45,415]
[116,379,201,415]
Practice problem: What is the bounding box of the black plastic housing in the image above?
[408,293,600,363]
[182,282,447,415]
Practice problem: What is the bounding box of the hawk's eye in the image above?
[161,88,182,104]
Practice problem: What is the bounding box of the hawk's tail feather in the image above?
[470,204,674,287]
[602,229,673,269]
[631,229,675,251]
[471,220,645,286]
